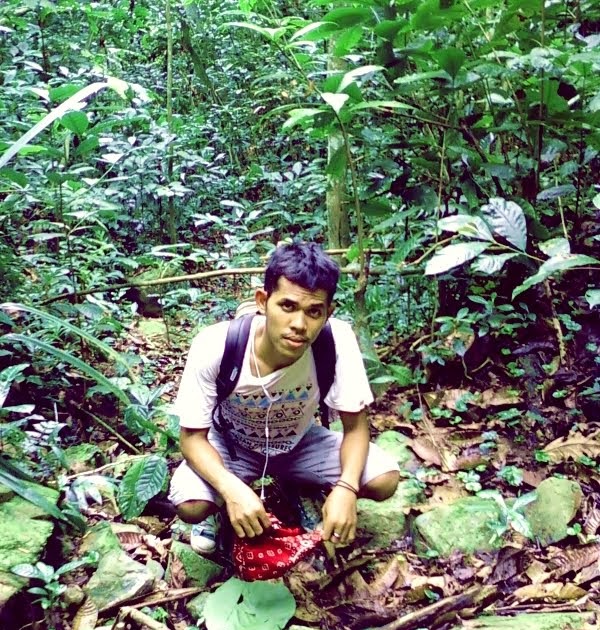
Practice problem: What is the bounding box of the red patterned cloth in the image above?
[232,513,322,581]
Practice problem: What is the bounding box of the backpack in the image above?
[212,313,336,459]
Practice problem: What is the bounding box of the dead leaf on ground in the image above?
[489,546,526,584]
[167,553,186,589]
[542,431,600,463]
[423,387,522,411]
[72,597,98,630]
[521,468,547,488]
[576,559,600,585]
[583,493,600,536]
[548,544,600,578]
[513,582,587,602]
[525,559,552,585]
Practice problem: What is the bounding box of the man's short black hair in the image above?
[264,242,340,304]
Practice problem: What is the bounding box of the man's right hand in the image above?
[222,477,271,538]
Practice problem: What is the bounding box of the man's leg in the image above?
[272,425,400,497]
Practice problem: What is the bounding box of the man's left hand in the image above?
[321,485,358,544]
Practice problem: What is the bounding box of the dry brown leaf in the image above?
[521,469,547,488]
[549,544,600,577]
[513,582,587,602]
[72,597,98,630]
[525,559,552,585]
[583,493,600,536]
[542,432,600,463]
[575,559,600,585]
[168,552,186,589]
[409,437,443,467]
[366,557,402,597]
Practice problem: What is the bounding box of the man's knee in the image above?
[176,499,218,524]
[361,470,400,501]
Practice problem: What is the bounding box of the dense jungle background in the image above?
[1,0,599,629]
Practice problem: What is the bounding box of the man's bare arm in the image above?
[180,427,270,537]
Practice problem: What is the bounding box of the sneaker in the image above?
[190,514,219,554]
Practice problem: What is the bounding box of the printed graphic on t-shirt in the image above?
[221,383,316,454]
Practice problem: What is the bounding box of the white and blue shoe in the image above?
[190,514,219,555]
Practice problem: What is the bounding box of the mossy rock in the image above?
[524,477,582,546]
[413,496,502,556]
[166,541,225,588]
[451,612,595,629]
[79,521,122,558]
[375,430,419,471]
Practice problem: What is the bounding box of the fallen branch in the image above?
[113,606,169,630]
[372,585,498,630]
[101,587,203,614]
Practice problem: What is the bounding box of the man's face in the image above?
[255,277,333,368]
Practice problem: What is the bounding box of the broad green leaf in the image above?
[434,47,466,80]
[425,242,490,275]
[0,303,136,383]
[289,21,335,42]
[585,289,600,308]
[0,464,83,531]
[0,80,130,170]
[60,111,89,136]
[539,237,570,257]
[333,25,364,56]
[224,22,285,41]
[481,198,527,251]
[472,253,517,274]
[349,100,412,113]
[117,455,167,520]
[282,108,322,130]
[395,70,447,84]
[339,65,383,92]
[326,146,347,177]
[588,89,600,112]
[593,193,600,210]
[322,7,373,28]
[374,19,407,41]
[49,84,82,103]
[204,577,296,630]
[0,334,130,404]
[512,254,600,298]
[536,185,576,201]
[0,363,29,408]
[437,215,493,241]
[11,564,43,580]
[363,198,393,217]
[321,92,349,115]
[0,168,28,187]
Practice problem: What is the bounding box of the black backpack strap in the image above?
[213,314,254,460]
[312,321,336,428]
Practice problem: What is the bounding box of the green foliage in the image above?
[202,577,296,630]
[479,490,537,544]
[117,455,168,520]
[11,552,98,611]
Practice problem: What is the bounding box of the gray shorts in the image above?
[168,424,399,506]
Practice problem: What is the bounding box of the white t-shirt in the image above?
[174,316,373,455]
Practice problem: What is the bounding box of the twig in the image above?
[373,585,498,630]
[73,404,142,454]
[65,454,148,480]
[114,606,169,630]
[543,279,566,366]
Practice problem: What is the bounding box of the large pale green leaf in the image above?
[321,92,349,114]
[481,198,527,251]
[282,108,323,130]
[585,289,600,308]
[512,254,600,299]
[117,455,167,520]
[322,7,373,28]
[0,80,128,170]
[1,303,136,383]
[0,334,130,404]
[348,100,412,113]
[204,578,296,630]
[0,363,29,408]
[437,215,493,241]
[539,237,570,257]
[338,65,383,92]
[472,253,517,275]
[224,22,285,41]
[425,242,490,275]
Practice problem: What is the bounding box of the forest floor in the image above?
[4,298,600,630]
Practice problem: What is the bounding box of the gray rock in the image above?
[524,477,582,546]
[0,482,58,611]
[166,541,224,588]
[358,480,423,548]
[450,611,595,629]
[413,496,502,555]
[85,549,155,610]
